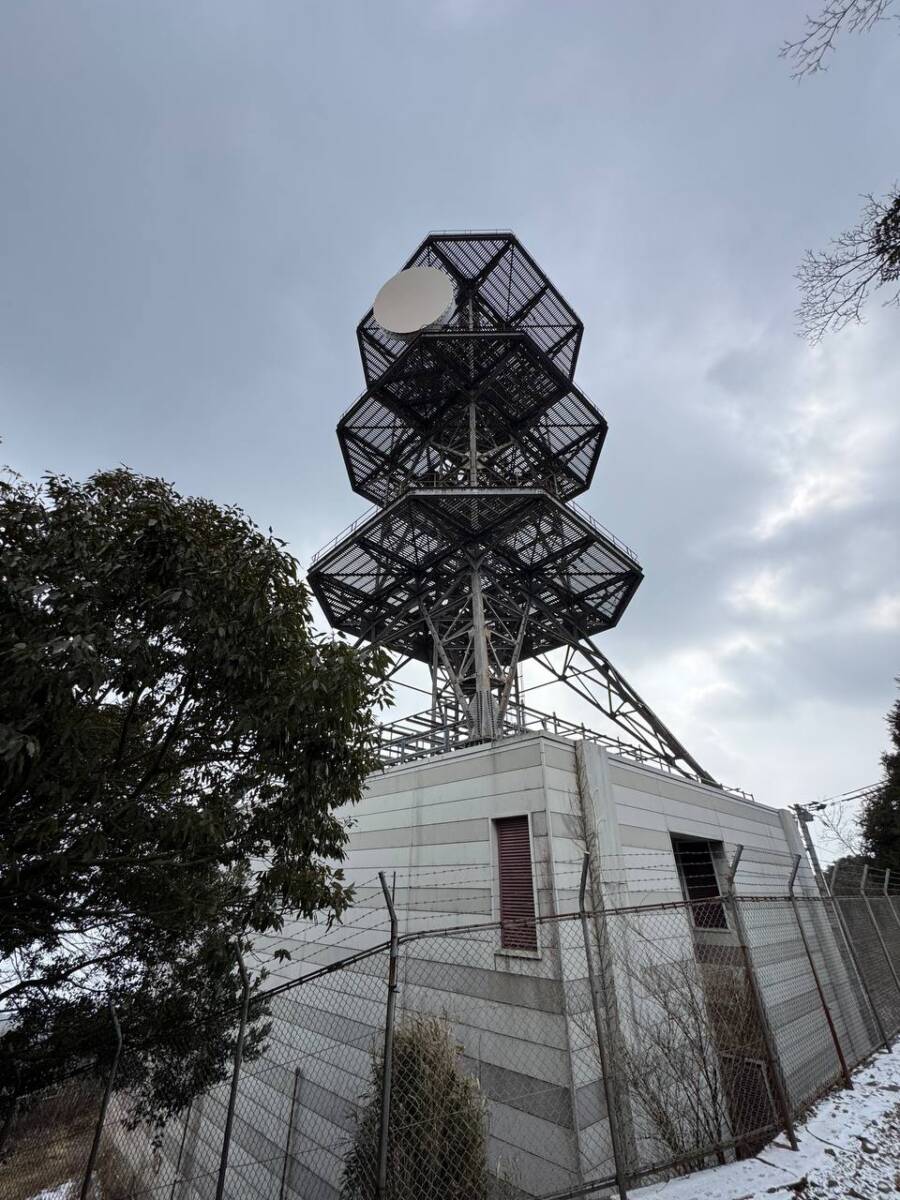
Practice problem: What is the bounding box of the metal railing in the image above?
[307,484,638,570]
[376,701,753,800]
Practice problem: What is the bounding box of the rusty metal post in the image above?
[859,865,900,1009]
[579,853,629,1200]
[723,847,798,1151]
[81,1001,122,1200]
[377,871,399,1200]
[215,945,251,1200]
[788,854,852,1088]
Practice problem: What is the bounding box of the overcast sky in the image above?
[2,1,898,833]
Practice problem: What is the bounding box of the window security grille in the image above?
[673,837,728,930]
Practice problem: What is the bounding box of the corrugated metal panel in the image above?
[497,815,537,950]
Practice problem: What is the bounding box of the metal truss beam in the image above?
[532,636,716,785]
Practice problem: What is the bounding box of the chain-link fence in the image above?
[3,856,900,1200]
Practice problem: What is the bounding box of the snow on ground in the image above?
[634,1043,900,1199]
[27,1184,77,1200]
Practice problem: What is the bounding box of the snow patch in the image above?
[633,1042,900,1200]
[27,1184,78,1200]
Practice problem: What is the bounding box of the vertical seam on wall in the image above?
[540,735,560,922]
[542,734,586,1186]
[576,739,640,1173]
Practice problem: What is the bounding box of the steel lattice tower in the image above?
[308,232,714,785]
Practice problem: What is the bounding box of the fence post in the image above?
[885,869,900,933]
[0,1061,21,1157]
[377,871,399,1200]
[578,853,629,1200]
[859,866,900,1009]
[215,944,251,1200]
[793,811,886,1052]
[278,1068,301,1200]
[169,1099,194,1200]
[722,847,798,1151]
[829,863,889,1049]
[787,854,852,1089]
[81,1000,122,1200]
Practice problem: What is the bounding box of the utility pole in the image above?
[791,805,829,899]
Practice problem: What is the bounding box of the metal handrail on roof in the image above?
[375,702,753,802]
[568,500,639,564]
[308,503,380,568]
[308,487,638,570]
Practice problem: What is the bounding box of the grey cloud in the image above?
[1,0,898,805]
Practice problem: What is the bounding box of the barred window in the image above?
[496,816,538,951]
[673,837,728,930]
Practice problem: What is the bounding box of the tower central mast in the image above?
[308,232,715,784]
[466,367,495,737]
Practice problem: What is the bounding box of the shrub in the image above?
[341,1015,488,1199]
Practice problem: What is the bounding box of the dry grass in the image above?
[0,1084,146,1200]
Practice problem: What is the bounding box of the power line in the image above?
[795,783,881,813]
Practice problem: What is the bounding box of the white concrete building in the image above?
[159,731,874,1200]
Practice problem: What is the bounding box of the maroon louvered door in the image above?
[496,816,537,950]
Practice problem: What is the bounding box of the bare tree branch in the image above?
[781,0,896,77]
[797,187,900,342]
[815,800,865,859]
[0,950,123,1004]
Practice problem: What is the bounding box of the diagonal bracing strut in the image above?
[533,636,716,786]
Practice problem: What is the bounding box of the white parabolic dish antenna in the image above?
[372,266,456,336]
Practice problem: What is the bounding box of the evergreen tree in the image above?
[860,681,900,871]
[0,467,388,1124]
